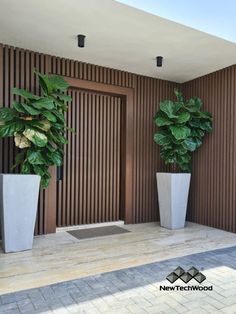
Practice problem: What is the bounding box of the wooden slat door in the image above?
[56,88,122,226]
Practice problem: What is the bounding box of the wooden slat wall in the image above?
[0,43,177,234]
[183,65,236,233]
[57,90,121,226]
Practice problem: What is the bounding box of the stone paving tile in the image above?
[0,302,18,312]
[1,246,236,313]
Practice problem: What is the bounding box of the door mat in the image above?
[67,225,130,240]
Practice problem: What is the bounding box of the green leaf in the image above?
[53,98,68,111]
[0,108,17,121]
[176,112,190,124]
[21,161,31,174]
[176,153,191,164]
[27,149,46,165]
[182,138,197,152]
[31,98,55,110]
[171,136,183,145]
[194,137,202,148]
[52,110,65,122]
[189,119,200,128]
[21,103,41,115]
[194,97,203,109]
[200,121,212,132]
[12,150,26,170]
[160,148,175,163]
[14,133,31,148]
[23,129,48,147]
[154,131,171,146]
[42,111,57,122]
[34,70,69,94]
[46,143,56,152]
[0,121,24,137]
[27,119,51,132]
[185,98,202,112]
[52,92,72,102]
[191,129,205,138]
[34,69,51,94]
[179,163,191,172]
[169,125,191,140]
[154,112,173,127]
[41,173,51,188]
[174,89,184,102]
[12,88,39,100]
[53,122,64,130]
[16,150,26,164]
[49,75,69,91]
[33,165,46,177]
[175,147,187,155]
[13,101,27,114]
[48,150,63,166]
[200,111,212,120]
[31,132,48,147]
[160,100,180,118]
[57,134,68,144]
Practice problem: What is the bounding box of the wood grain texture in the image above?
[0,43,177,234]
[62,78,134,224]
[183,65,236,233]
[57,90,122,226]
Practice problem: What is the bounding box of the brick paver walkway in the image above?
[1,246,236,314]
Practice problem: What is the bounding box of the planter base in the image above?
[156,173,191,229]
[0,174,40,253]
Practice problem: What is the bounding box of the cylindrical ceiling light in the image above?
[77,34,86,48]
[156,56,163,67]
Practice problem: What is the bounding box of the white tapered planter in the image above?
[0,174,40,253]
[156,173,191,229]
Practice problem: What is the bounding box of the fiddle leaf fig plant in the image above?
[153,89,212,172]
[0,70,72,188]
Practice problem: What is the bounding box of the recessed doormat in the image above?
[67,225,130,240]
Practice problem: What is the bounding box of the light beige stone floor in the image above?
[1,222,236,295]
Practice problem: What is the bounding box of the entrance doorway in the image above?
[44,77,134,233]
[56,89,122,226]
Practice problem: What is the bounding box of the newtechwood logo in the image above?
[160,266,213,291]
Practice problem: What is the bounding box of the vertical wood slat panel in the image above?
[183,65,236,233]
[56,90,122,226]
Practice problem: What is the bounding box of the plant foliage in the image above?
[0,70,72,188]
[153,89,212,172]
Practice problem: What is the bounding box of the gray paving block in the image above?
[1,292,28,304]
[0,301,18,312]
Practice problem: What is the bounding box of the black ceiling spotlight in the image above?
[156,56,163,67]
[77,34,86,48]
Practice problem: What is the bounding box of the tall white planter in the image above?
[156,173,191,229]
[0,174,40,253]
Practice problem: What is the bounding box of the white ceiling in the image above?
[0,0,236,83]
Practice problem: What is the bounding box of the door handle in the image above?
[57,166,63,181]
